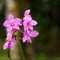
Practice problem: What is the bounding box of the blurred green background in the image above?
[0,0,60,60]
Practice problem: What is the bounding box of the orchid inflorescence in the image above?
[3,9,39,50]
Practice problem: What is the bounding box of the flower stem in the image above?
[19,30,23,33]
[16,32,25,60]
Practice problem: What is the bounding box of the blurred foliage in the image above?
[0,0,5,39]
[29,0,60,57]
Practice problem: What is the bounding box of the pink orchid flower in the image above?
[23,9,38,30]
[3,38,16,50]
[3,14,22,32]
[22,30,39,43]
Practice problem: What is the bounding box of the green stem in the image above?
[19,30,23,33]
[16,33,25,60]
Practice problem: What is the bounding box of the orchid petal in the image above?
[24,9,30,16]
[14,25,20,30]
[27,37,32,43]
[23,15,32,21]
[15,18,22,26]
[7,33,12,40]
[10,39,16,50]
[3,42,8,50]
[29,30,39,37]
[7,27,12,32]
[8,14,14,20]
[23,20,27,26]
[3,20,10,27]
[31,20,38,26]
[22,36,27,43]
[29,26,33,30]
